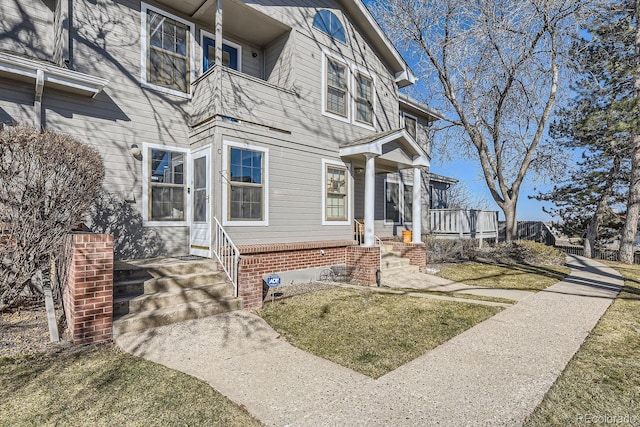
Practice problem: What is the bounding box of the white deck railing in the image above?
[213,217,240,297]
[430,209,499,240]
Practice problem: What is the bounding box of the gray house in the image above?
[1,0,470,315]
[0,0,444,247]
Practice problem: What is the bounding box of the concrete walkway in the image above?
[382,268,535,302]
[116,256,622,426]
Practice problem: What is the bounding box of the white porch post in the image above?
[364,154,376,247]
[412,167,422,243]
[215,0,223,66]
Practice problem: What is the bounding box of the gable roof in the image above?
[339,128,430,168]
[339,0,416,87]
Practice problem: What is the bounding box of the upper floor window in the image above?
[355,72,373,125]
[322,52,376,128]
[326,57,348,117]
[313,10,347,43]
[403,113,417,140]
[141,3,194,97]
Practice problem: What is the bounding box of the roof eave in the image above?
[343,0,415,88]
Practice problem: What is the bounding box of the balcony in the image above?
[429,209,499,240]
[191,65,300,131]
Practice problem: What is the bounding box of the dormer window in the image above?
[313,10,347,44]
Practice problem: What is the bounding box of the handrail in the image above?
[354,219,365,245]
[213,217,240,297]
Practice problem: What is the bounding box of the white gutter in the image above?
[0,51,108,98]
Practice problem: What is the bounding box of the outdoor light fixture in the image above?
[130,144,141,158]
[355,167,365,175]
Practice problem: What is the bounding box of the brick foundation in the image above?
[389,241,427,272]
[236,240,381,309]
[62,233,114,344]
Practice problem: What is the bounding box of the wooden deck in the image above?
[429,209,499,239]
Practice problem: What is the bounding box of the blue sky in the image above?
[429,157,558,222]
[363,1,561,222]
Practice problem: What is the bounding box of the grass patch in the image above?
[259,288,501,378]
[524,262,640,426]
[0,344,261,427]
[396,288,516,305]
[436,262,571,291]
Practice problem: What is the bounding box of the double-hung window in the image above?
[224,142,269,225]
[325,166,347,221]
[355,72,373,125]
[142,3,193,96]
[148,148,187,222]
[322,160,350,225]
[326,57,348,117]
[322,52,376,127]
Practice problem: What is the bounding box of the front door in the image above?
[190,147,211,257]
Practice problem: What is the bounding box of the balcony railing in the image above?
[429,209,499,240]
[190,66,298,131]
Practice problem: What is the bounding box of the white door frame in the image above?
[189,145,212,258]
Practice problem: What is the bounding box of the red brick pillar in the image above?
[238,256,264,310]
[390,242,427,272]
[346,246,380,285]
[62,233,114,344]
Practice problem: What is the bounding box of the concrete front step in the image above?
[115,258,219,279]
[112,297,243,335]
[113,271,229,297]
[380,256,411,269]
[113,282,234,316]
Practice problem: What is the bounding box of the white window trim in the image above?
[140,2,195,99]
[321,50,351,124]
[200,30,243,75]
[321,159,352,226]
[402,112,418,141]
[352,64,376,131]
[222,140,269,227]
[142,142,190,227]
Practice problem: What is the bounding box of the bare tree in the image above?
[371,0,588,241]
[446,182,491,211]
[0,125,104,311]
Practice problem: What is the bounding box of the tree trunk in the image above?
[584,219,596,259]
[620,0,640,264]
[503,203,518,243]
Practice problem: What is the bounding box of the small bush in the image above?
[424,236,480,263]
[0,125,104,310]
